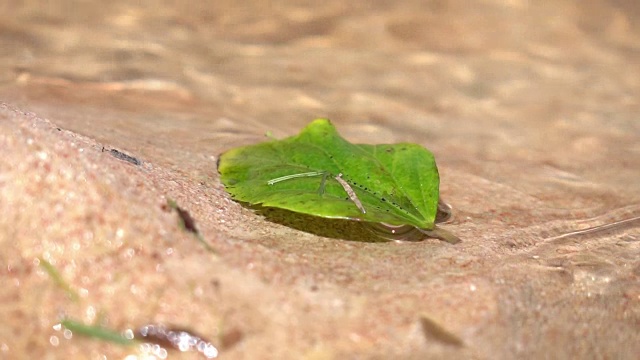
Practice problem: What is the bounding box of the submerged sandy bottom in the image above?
[1,0,640,359]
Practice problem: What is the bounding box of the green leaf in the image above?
[218,119,440,230]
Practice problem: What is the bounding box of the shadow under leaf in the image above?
[251,205,390,243]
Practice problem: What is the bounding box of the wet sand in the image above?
[1,1,639,359]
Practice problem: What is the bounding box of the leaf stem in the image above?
[418,226,461,244]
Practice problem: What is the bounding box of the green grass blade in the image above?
[61,319,135,346]
[38,257,80,302]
